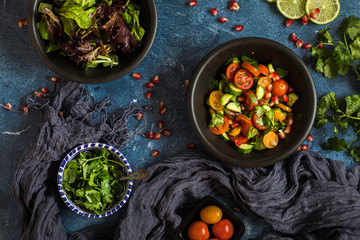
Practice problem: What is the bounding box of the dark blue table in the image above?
[0,1,358,239]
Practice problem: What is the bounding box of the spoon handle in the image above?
[119,169,149,181]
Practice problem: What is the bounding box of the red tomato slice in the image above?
[241,122,252,137]
[226,63,241,82]
[234,69,253,90]
[209,116,229,135]
[252,113,267,130]
[244,91,258,111]
[258,64,269,76]
[241,61,260,77]
[235,114,252,125]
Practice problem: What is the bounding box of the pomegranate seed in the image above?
[286,19,293,27]
[151,150,159,157]
[269,101,275,107]
[306,133,313,142]
[319,42,324,48]
[188,0,197,7]
[231,121,239,128]
[309,13,317,19]
[23,18,28,26]
[163,129,171,136]
[153,133,161,140]
[278,130,286,140]
[302,15,309,25]
[264,92,272,100]
[237,96,245,102]
[132,72,141,80]
[260,99,267,105]
[185,79,190,87]
[301,144,309,150]
[284,126,292,134]
[135,112,143,120]
[5,103,12,110]
[210,8,217,16]
[282,94,289,102]
[186,143,195,149]
[146,91,152,99]
[240,104,245,111]
[22,105,28,113]
[146,82,154,88]
[288,86,295,93]
[235,25,243,31]
[266,84,273,92]
[160,107,167,115]
[272,96,279,105]
[219,17,228,23]
[51,77,60,83]
[146,131,154,139]
[229,1,239,11]
[303,43,312,50]
[157,121,164,129]
[34,91,44,97]
[296,39,303,48]
[41,88,49,94]
[152,75,159,84]
[159,101,165,109]
[290,33,298,42]
[313,8,320,14]
[18,19,24,28]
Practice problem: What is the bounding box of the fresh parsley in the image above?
[315,91,360,162]
[208,113,224,128]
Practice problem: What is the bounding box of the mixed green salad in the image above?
[207,56,299,153]
[37,0,145,69]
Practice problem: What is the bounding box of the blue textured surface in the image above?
[0,1,359,239]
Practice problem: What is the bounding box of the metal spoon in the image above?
[119,169,149,181]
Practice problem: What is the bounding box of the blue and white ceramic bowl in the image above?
[57,142,133,218]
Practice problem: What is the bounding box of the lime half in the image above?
[305,0,340,25]
[276,0,307,20]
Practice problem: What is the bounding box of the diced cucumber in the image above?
[287,93,299,107]
[268,63,275,74]
[220,132,230,142]
[256,85,265,100]
[236,143,254,154]
[224,82,243,97]
[226,102,241,112]
[220,93,233,106]
[218,79,227,92]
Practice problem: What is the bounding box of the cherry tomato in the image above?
[228,134,248,146]
[235,114,252,125]
[200,205,223,224]
[252,113,267,130]
[258,64,269,76]
[241,61,260,77]
[212,219,234,240]
[209,116,229,135]
[241,122,252,137]
[271,79,289,97]
[187,221,210,240]
[234,69,253,90]
[244,91,258,111]
[226,63,241,82]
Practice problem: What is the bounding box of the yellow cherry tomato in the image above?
[200,205,223,224]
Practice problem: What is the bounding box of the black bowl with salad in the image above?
[188,37,317,168]
[28,0,157,84]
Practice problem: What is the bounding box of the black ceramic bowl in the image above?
[188,37,317,168]
[28,0,157,84]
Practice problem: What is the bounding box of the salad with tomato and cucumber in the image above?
[207,56,299,154]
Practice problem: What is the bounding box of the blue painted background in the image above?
[0,0,359,239]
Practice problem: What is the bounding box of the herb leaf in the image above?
[323,136,349,151]
[208,113,224,128]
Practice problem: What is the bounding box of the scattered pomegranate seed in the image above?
[282,94,289,102]
[146,91,152,99]
[288,86,295,93]
[188,0,197,7]
[229,1,239,11]
[301,144,309,150]
[186,143,195,149]
[41,88,49,94]
[51,77,60,83]
[163,129,171,136]
[302,15,309,25]
[5,103,12,110]
[146,82,154,88]
[313,8,320,14]
[23,18,28,26]
[153,133,161,140]
[219,17,228,23]
[22,105,28,113]
[185,79,190,87]
[160,107,167,115]
[272,96,279,105]
[285,19,293,27]
[132,72,141,80]
[266,84,273,92]
[135,112,143,120]
[159,101,165,109]
[210,8,217,16]
[157,121,164,129]
[319,42,324,48]
[152,75,159,84]
[18,19,24,28]
[264,92,272,100]
[146,131,154,139]
[34,91,44,97]
[290,33,298,42]
[278,130,286,140]
[151,150,159,157]
[284,126,292,134]
[306,133,313,142]
[296,39,303,48]
[303,43,312,50]
[235,25,243,31]
[309,13,317,19]
[231,121,239,128]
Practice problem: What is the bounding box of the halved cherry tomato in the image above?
[241,61,260,77]
[244,91,258,111]
[200,205,223,224]
[212,219,234,240]
[229,133,248,145]
[258,64,269,76]
[226,63,241,82]
[209,116,229,135]
[234,69,253,90]
[235,114,252,125]
[272,79,289,97]
[187,221,210,240]
[209,91,224,110]
[241,122,252,137]
[263,131,279,149]
[257,77,272,89]
[252,113,267,130]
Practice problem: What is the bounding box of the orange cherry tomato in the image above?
[258,64,269,76]
[226,63,241,82]
[257,77,272,89]
[244,91,258,111]
[271,79,289,97]
[252,113,267,130]
[263,131,279,149]
[212,219,234,240]
[234,69,253,90]
[200,205,223,224]
[209,116,229,135]
[241,61,260,77]
[187,221,210,240]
